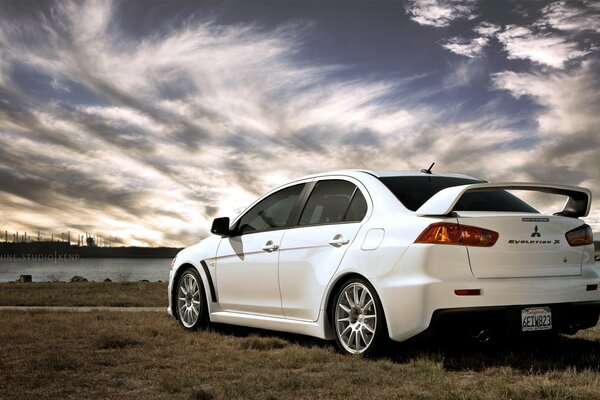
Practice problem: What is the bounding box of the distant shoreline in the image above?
[0,242,182,258]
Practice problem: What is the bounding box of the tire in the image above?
[332,278,387,355]
[175,268,209,330]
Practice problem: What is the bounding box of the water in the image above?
[0,257,171,282]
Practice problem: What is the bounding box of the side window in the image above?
[236,184,304,234]
[344,190,368,222]
[299,180,356,226]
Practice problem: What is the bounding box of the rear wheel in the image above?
[176,268,208,330]
[332,278,386,355]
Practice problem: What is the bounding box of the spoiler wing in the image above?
[415,182,592,218]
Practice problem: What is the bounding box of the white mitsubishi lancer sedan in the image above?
[168,169,599,355]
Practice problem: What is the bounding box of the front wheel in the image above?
[175,268,208,330]
[332,278,387,355]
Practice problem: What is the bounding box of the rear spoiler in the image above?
[415,182,592,218]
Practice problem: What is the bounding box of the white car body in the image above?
[168,170,599,353]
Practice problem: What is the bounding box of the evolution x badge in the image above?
[507,225,560,245]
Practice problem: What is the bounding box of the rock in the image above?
[16,275,32,283]
[70,275,88,282]
[139,279,149,283]
[104,278,112,282]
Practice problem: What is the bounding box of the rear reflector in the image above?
[586,284,598,291]
[415,222,499,247]
[565,224,593,246]
[454,289,482,296]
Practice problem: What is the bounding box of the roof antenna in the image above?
[421,162,435,174]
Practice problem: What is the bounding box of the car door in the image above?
[278,179,370,321]
[215,183,305,317]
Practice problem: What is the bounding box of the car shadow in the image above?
[207,322,334,349]
[206,322,600,373]
[389,333,600,373]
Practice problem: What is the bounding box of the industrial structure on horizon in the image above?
[2,229,121,248]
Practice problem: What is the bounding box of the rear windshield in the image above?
[379,176,538,213]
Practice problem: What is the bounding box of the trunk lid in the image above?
[458,212,584,278]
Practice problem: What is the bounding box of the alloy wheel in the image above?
[177,272,202,328]
[334,282,377,354]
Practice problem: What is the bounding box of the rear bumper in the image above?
[377,243,600,342]
[419,301,600,339]
[379,277,600,342]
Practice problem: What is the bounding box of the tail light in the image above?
[565,224,593,246]
[415,222,499,247]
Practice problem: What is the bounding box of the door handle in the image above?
[262,240,279,252]
[329,234,349,247]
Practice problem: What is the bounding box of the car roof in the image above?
[297,169,483,181]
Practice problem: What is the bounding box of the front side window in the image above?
[236,184,304,234]
[299,180,361,226]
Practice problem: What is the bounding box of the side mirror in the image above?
[211,217,232,237]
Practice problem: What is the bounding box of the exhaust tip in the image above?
[472,329,493,343]
[566,324,580,335]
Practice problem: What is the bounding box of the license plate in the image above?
[521,307,552,332]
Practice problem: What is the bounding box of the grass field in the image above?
[0,283,599,399]
[0,309,599,400]
[0,282,167,307]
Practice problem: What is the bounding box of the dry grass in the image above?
[0,282,167,307]
[0,310,599,400]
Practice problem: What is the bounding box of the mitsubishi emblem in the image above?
[531,225,541,238]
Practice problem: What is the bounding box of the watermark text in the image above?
[0,253,81,263]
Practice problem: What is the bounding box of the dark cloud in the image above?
[0,164,149,219]
[160,229,205,247]
[0,167,58,210]
[204,205,219,218]
[224,159,265,196]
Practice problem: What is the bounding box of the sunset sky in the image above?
[0,0,598,246]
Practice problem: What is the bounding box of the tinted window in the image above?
[299,180,356,225]
[380,177,480,211]
[236,184,304,234]
[380,176,537,213]
[344,190,367,222]
[454,190,538,212]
